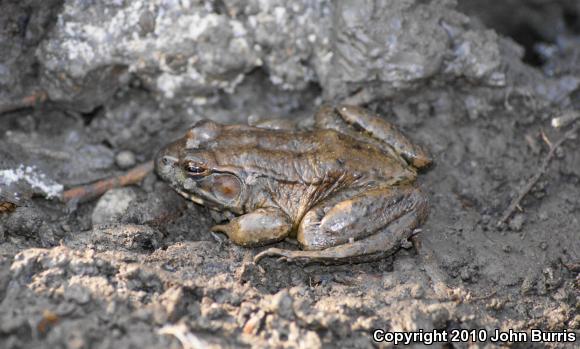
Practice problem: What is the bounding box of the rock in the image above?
[0,0,62,103]
[0,165,63,202]
[396,304,451,332]
[36,0,504,109]
[508,214,525,231]
[2,125,115,189]
[65,224,162,253]
[298,330,322,349]
[324,0,504,100]
[36,0,326,110]
[115,150,136,169]
[521,273,537,295]
[155,286,188,323]
[91,188,138,226]
[410,284,425,299]
[267,289,295,320]
[64,284,91,304]
[243,310,266,335]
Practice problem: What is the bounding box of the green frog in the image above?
[155,105,431,264]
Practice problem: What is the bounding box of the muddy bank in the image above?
[1,1,579,348]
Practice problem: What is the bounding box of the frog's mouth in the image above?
[172,186,205,205]
[172,182,236,212]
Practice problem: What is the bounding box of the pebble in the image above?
[268,289,294,319]
[115,150,136,169]
[508,214,525,231]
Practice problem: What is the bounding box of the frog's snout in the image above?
[154,145,179,181]
[161,155,178,166]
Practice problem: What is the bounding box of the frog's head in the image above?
[155,121,244,212]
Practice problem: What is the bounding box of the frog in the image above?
[155,105,431,264]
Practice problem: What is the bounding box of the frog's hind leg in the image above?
[316,105,431,169]
[336,105,432,169]
[253,187,429,264]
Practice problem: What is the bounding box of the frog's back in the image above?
[204,126,415,186]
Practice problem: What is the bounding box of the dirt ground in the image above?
[0,1,579,348]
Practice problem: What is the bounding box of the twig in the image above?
[63,161,154,204]
[497,122,579,226]
[0,91,47,115]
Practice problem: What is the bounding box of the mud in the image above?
[1,1,579,348]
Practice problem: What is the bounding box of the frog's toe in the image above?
[253,248,326,265]
[253,247,312,264]
[210,231,227,246]
[253,247,288,264]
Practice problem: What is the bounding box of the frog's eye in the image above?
[182,161,209,177]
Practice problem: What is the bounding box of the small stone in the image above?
[268,289,294,319]
[55,302,77,316]
[480,214,491,225]
[382,274,398,289]
[508,214,525,231]
[298,331,321,349]
[158,286,188,323]
[460,268,472,282]
[486,298,503,310]
[91,188,138,226]
[410,284,425,299]
[400,238,413,249]
[539,241,548,250]
[115,150,136,169]
[64,285,91,304]
[538,211,548,221]
[243,310,265,335]
[521,274,536,295]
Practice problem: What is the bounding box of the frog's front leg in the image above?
[254,186,428,264]
[211,208,292,247]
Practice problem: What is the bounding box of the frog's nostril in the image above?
[162,155,178,166]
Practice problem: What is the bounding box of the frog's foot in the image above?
[253,248,302,264]
[210,230,228,246]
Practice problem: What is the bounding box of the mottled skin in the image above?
[155,105,431,264]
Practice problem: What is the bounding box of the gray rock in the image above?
[0,0,62,103]
[298,331,322,349]
[65,224,162,253]
[267,289,294,320]
[2,123,115,189]
[0,165,63,202]
[508,213,525,232]
[91,187,138,226]
[36,0,505,110]
[398,304,451,331]
[64,284,91,304]
[37,0,327,110]
[115,150,136,169]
